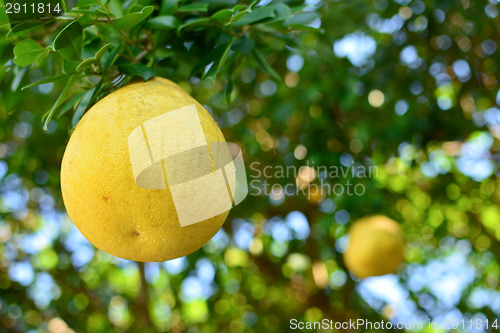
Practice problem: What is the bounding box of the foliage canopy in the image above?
[1,0,500,332]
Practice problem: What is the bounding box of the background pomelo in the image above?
[343,215,405,278]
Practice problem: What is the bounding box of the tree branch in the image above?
[133,262,152,329]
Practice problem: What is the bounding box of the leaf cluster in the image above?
[2,0,320,130]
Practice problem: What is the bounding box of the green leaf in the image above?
[0,42,13,67]
[43,75,76,131]
[287,24,323,33]
[118,63,156,81]
[192,45,221,76]
[270,33,299,48]
[95,43,113,60]
[211,9,234,23]
[1,68,27,113]
[13,39,45,67]
[289,5,308,14]
[22,74,70,90]
[56,91,87,118]
[89,78,104,104]
[74,0,100,7]
[225,75,239,104]
[178,3,209,12]
[10,67,28,91]
[192,38,234,79]
[68,8,105,14]
[0,89,21,115]
[102,43,122,72]
[36,50,51,66]
[76,58,97,72]
[77,13,99,25]
[159,0,178,15]
[128,4,149,14]
[233,6,275,26]
[286,12,320,26]
[72,87,95,128]
[113,6,154,31]
[227,10,249,25]
[51,21,83,61]
[8,21,51,38]
[233,4,246,12]
[64,59,81,73]
[76,43,113,72]
[146,16,179,29]
[225,78,234,104]
[153,48,175,58]
[253,49,280,81]
[60,0,68,12]
[0,1,9,26]
[177,17,210,33]
[108,0,124,17]
[232,37,254,55]
[248,0,260,9]
[271,3,291,22]
[204,39,235,80]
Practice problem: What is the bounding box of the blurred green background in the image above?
[1,0,500,332]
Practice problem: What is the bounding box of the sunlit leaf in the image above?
[50,21,83,61]
[113,6,154,31]
[177,17,210,33]
[211,9,233,23]
[153,48,175,58]
[233,6,275,26]
[178,3,209,12]
[13,39,45,67]
[146,16,180,30]
[227,10,249,25]
[76,43,113,72]
[233,4,246,12]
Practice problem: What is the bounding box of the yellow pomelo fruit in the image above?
[343,215,404,278]
[60,77,229,262]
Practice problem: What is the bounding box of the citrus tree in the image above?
[1,0,500,332]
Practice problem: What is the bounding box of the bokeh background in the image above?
[1,0,500,332]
